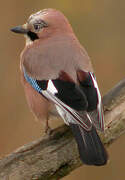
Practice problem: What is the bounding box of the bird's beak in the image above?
[10,25,29,34]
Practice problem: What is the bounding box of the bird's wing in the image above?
[23,68,93,131]
[77,70,104,131]
[24,68,104,131]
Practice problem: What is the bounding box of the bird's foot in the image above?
[45,126,53,135]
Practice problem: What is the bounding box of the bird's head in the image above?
[11,9,73,45]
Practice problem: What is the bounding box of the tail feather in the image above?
[70,123,108,166]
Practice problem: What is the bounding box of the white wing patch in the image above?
[89,73,104,131]
[47,80,58,94]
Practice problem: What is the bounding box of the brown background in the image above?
[0,0,125,179]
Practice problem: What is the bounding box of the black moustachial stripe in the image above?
[27,31,39,41]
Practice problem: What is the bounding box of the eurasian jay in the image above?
[11,8,108,166]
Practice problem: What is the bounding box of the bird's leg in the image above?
[44,116,53,135]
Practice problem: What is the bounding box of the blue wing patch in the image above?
[23,68,42,93]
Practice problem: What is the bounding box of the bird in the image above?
[11,8,108,166]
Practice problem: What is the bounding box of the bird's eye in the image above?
[33,20,48,31]
[34,24,41,31]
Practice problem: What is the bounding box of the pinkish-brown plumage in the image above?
[19,8,93,130]
[20,9,93,81]
[11,8,108,166]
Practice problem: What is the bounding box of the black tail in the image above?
[70,123,108,166]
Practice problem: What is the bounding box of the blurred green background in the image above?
[0,0,125,179]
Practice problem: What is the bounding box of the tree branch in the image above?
[0,79,125,180]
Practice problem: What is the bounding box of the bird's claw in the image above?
[45,126,53,135]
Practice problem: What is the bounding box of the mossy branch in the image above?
[0,79,125,180]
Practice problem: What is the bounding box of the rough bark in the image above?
[0,79,125,180]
